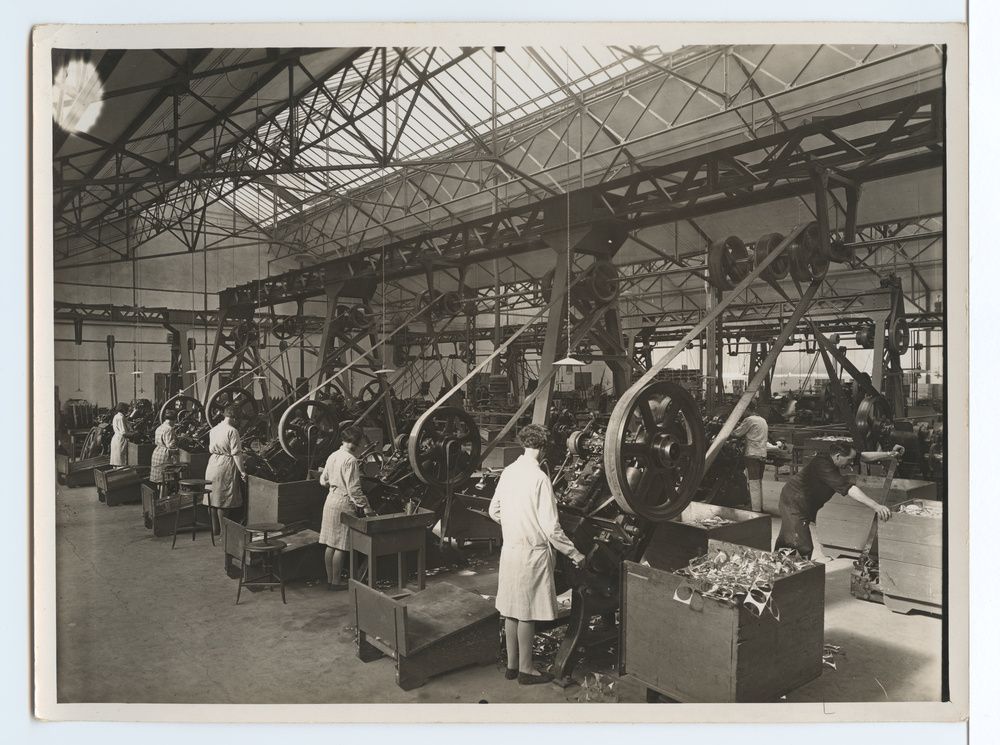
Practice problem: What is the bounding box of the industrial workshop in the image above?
[49,43,948,705]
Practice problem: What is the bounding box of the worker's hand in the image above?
[874,504,891,521]
[891,444,906,459]
[571,552,586,569]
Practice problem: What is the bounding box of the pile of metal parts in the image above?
[897,501,943,518]
[673,545,815,619]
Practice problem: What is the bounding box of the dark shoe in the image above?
[518,672,554,685]
[328,583,348,592]
[504,668,518,680]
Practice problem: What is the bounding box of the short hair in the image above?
[517,423,551,450]
[829,442,856,458]
[341,425,364,445]
[117,402,129,413]
[223,405,237,419]
[163,409,177,422]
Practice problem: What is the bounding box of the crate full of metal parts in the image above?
[621,540,825,703]
[877,499,943,616]
[642,502,772,572]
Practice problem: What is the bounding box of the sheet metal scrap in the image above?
[693,515,736,528]
[570,672,620,703]
[897,502,943,518]
[822,643,845,670]
[674,545,816,620]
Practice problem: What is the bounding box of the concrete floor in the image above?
[55,481,943,704]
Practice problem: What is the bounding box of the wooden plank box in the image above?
[643,502,772,572]
[246,475,326,532]
[127,442,155,468]
[350,579,499,690]
[878,499,943,616]
[93,465,148,506]
[482,445,520,470]
[148,491,209,537]
[817,476,938,558]
[179,449,210,480]
[220,517,325,582]
[622,542,825,703]
[56,454,110,487]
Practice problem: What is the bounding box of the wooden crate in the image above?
[443,494,501,545]
[482,445,520,470]
[56,454,110,487]
[621,542,825,703]
[127,442,154,468]
[817,476,938,558]
[94,466,147,506]
[220,517,325,582]
[351,579,499,690]
[246,475,327,531]
[643,502,772,572]
[179,449,210,480]
[878,500,943,616]
[147,492,209,537]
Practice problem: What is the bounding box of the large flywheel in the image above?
[604,381,706,522]
[207,385,259,428]
[278,399,341,463]
[855,394,895,451]
[407,406,481,488]
[159,394,206,427]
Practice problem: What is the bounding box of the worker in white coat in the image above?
[488,423,585,685]
[109,402,130,467]
[204,406,247,531]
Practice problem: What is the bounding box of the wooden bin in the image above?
[246,475,326,531]
[56,453,110,487]
[220,517,325,582]
[643,502,772,572]
[350,579,499,690]
[817,476,937,558]
[621,542,825,703]
[179,449,210,480]
[148,492,209,537]
[878,500,943,616]
[93,465,147,505]
[127,442,155,468]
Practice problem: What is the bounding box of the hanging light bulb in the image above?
[555,193,582,368]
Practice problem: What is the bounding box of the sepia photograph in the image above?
[31,23,968,721]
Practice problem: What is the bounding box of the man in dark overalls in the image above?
[776,441,903,559]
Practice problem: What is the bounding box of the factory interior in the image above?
[51,44,947,705]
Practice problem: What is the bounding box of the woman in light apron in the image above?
[109,402,129,467]
[204,406,247,531]
[318,425,370,591]
[149,409,178,483]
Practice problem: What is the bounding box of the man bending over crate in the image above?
[775,441,903,559]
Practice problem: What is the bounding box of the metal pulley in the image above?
[271,314,304,340]
[754,232,791,281]
[581,261,620,303]
[159,394,206,426]
[789,222,830,282]
[855,394,894,451]
[567,429,602,457]
[207,385,259,428]
[419,289,464,318]
[888,316,910,354]
[856,324,876,349]
[603,381,707,522]
[828,237,855,264]
[407,406,481,487]
[277,398,341,463]
[706,236,751,290]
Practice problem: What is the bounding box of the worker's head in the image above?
[341,425,365,453]
[829,441,857,467]
[116,402,129,414]
[223,405,237,420]
[163,410,177,423]
[517,423,551,452]
[744,398,757,415]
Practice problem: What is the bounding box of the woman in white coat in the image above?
[318,425,371,591]
[109,402,130,467]
[488,424,585,685]
[204,406,247,530]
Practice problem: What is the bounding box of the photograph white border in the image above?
[30,20,969,724]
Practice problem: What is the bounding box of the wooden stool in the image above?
[236,539,286,605]
[172,478,214,549]
[245,522,285,545]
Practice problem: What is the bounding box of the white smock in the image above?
[109,412,128,466]
[488,454,581,621]
[204,420,243,508]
